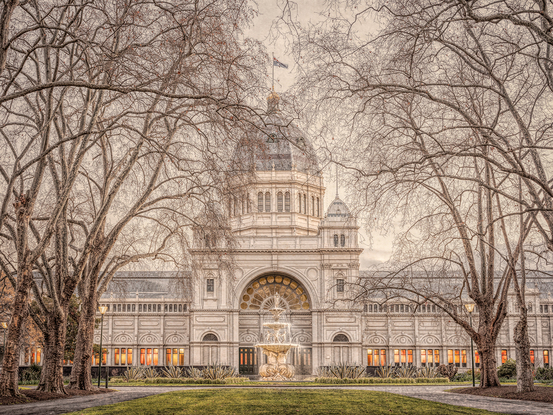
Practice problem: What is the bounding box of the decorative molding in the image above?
[392,333,413,345]
[139,332,160,344]
[113,332,133,344]
[165,332,187,344]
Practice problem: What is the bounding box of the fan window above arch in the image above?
[240,275,310,311]
[202,333,218,342]
[333,334,349,342]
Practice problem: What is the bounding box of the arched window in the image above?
[333,334,349,342]
[247,194,250,213]
[242,196,246,214]
[311,196,315,216]
[277,192,283,212]
[265,192,271,212]
[258,192,263,212]
[202,333,218,342]
[303,194,306,214]
[234,196,238,216]
[340,234,345,247]
[285,192,290,212]
[316,197,320,217]
[333,234,339,247]
[298,194,301,212]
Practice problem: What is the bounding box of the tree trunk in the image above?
[68,287,98,390]
[37,306,68,394]
[477,340,501,388]
[514,312,534,392]
[0,267,32,397]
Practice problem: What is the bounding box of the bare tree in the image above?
[282,0,553,390]
[0,0,266,395]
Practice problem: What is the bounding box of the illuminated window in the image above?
[127,349,132,365]
[394,349,400,364]
[421,349,427,365]
[475,351,480,368]
[408,349,413,364]
[115,349,120,365]
[434,350,440,365]
[530,350,535,365]
[153,348,159,365]
[502,349,508,364]
[544,350,549,367]
[448,349,453,364]
[461,350,467,367]
[367,349,386,366]
[147,348,152,365]
[140,348,145,365]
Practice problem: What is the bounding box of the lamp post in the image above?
[1,322,7,363]
[97,306,108,388]
[464,303,476,387]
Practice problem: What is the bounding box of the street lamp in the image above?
[1,322,7,361]
[464,303,476,387]
[97,305,108,388]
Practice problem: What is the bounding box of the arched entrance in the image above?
[238,274,312,376]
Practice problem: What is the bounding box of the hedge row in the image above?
[314,377,450,384]
[110,377,248,385]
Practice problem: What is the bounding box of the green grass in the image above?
[110,380,462,387]
[66,388,507,414]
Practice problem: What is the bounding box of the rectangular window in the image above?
[461,350,467,367]
[115,349,120,365]
[158,304,162,312]
[153,348,159,365]
[303,194,306,214]
[179,304,183,312]
[207,278,215,292]
[502,349,508,364]
[121,348,127,365]
[316,197,320,216]
[173,348,178,366]
[132,304,136,312]
[368,349,374,366]
[139,304,142,312]
[117,304,121,312]
[127,349,132,365]
[311,196,315,216]
[530,350,535,365]
[169,304,173,312]
[148,304,152,312]
[544,350,550,367]
[258,192,263,212]
[336,279,345,293]
[448,349,454,364]
[394,349,400,364]
[475,351,480,368]
[265,192,271,212]
[166,349,171,365]
[401,349,406,364]
[147,348,152,366]
[434,350,440,365]
[381,349,386,366]
[455,349,460,366]
[164,304,168,312]
[407,349,413,364]
[179,348,185,365]
[546,305,550,313]
[140,348,146,365]
[421,349,427,365]
[277,192,283,212]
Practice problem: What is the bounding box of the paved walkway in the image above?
[0,385,551,415]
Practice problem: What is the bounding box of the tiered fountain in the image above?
[255,293,298,380]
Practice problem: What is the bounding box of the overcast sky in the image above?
[246,1,393,267]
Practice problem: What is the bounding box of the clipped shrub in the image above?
[497,359,516,378]
[123,367,144,382]
[437,364,458,381]
[162,366,184,379]
[314,377,449,384]
[453,369,480,382]
[535,367,553,381]
[21,363,42,383]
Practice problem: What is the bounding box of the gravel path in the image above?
[0,384,551,415]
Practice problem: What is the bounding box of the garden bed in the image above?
[0,387,114,406]
[452,386,553,404]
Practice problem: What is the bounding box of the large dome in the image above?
[233,95,321,176]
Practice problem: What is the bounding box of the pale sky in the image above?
[246,0,394,268]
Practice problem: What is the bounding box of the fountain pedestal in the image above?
[255,294,298,380]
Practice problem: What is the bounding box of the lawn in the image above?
[66,388,507,415]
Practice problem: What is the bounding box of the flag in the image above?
[273,57,288,69]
